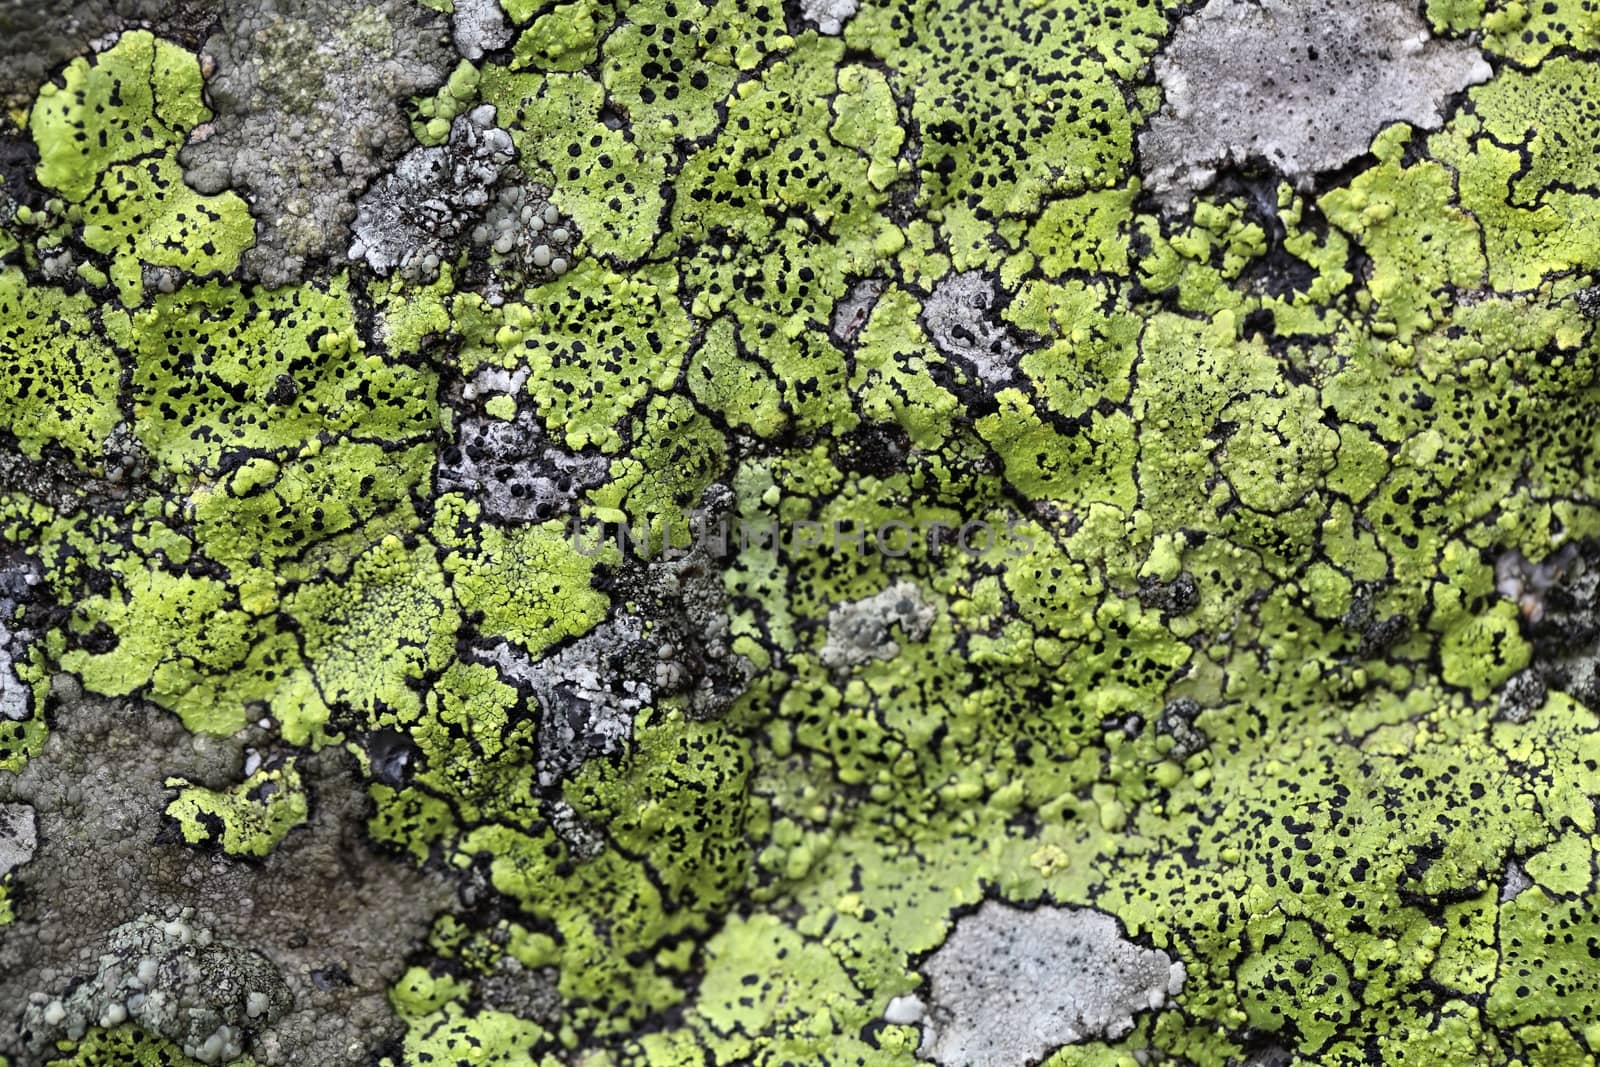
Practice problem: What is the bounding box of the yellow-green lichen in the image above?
[164,761,310,858]
[2,5,1599,1067]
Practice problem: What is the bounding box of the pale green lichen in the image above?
[26,31,254,306]
[164,761,309,858]
[0,273,122,466]
[28,32,208,204]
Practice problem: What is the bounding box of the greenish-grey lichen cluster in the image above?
[1,0,1599,1063]
[20,910,291,1064]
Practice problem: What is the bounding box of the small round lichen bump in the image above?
[20,910,290,1064]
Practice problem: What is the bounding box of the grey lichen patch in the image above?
[179,0,455,286]
[35,243,75,284]
[1155,696,1208,759]
[921,271,1026,384]
[1139,0,1492,206]
[544,797,608,860]
[799,0,858,36]
[477,503,753,789]
[478,618,652,789]
[452,0,513,60]
[1497,540,1600,709]
[0,677,454,1066]
[349,105,516,280]
[1496,544,1578,626]
[475,955,561,1024]
[467,184,580,300]
[0,444,139,517]
[0,556,40,723]
[1500,860,1534,903]
[1576,286,1600,319]
[0,802,34,877]
[438,398,608,523]
[1497,669,1547,724]
[609,490,756,720]
[831,276,885,345]
[19,909,291,1064]
[884,993,926,1026]
[916,901,1187,1067]
[646,542,757,720]
[1242,1047,1296,1067]
[820,580,936,672]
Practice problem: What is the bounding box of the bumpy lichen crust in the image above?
[176,0,455,286]
[2,0,1600,1064]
